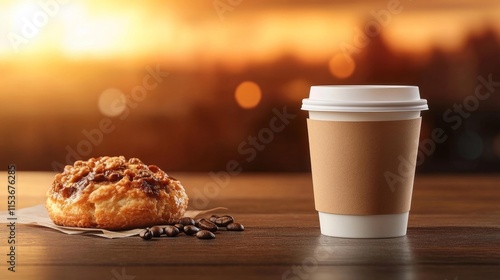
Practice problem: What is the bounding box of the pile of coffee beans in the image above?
[139,214,244,240]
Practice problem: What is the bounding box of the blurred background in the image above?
[1,0,499,173]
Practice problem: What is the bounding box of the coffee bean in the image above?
[174,223,184,232]
[196,230,215,240]
[183,225,200,235]
[139,214,243,241]
[107,173,122,182]
[197,218,218,232]
[226,223,244,231]
[164,225,180,237]
[179,217,196,226]
[148,165,160,173]
[150,226,163,237]
[214,215,234,227]
[209,215,219,223]
[194,218,202,227]
[139,229,153,240]
[92,174,107,182]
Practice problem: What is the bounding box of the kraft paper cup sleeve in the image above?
[307,118,422,215]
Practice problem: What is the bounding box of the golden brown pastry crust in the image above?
[46,156,188,230]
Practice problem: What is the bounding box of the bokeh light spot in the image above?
[235,81,262,109]
[282,78,310,102]
[98,88,127,117]
[328,53,356,79]
[457,131,483,160]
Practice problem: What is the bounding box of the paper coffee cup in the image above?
[302,85,428,238]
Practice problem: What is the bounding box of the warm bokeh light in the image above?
[1,0,500,173]
[235,81,262,109]
[328,53,356,79]
[1,0,499,64]
[98,88,126,117]
[282,78,311,102]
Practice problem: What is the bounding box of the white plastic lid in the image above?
[301,85,428,112]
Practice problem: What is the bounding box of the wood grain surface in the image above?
[0,172,499,280]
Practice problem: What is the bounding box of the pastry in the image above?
[46,156,188,230]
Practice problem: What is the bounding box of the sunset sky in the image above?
[0,0,499,66]
[1,1,499,172]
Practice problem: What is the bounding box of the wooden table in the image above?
[1,172,499,280]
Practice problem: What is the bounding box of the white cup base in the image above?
[318,212,409,238]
